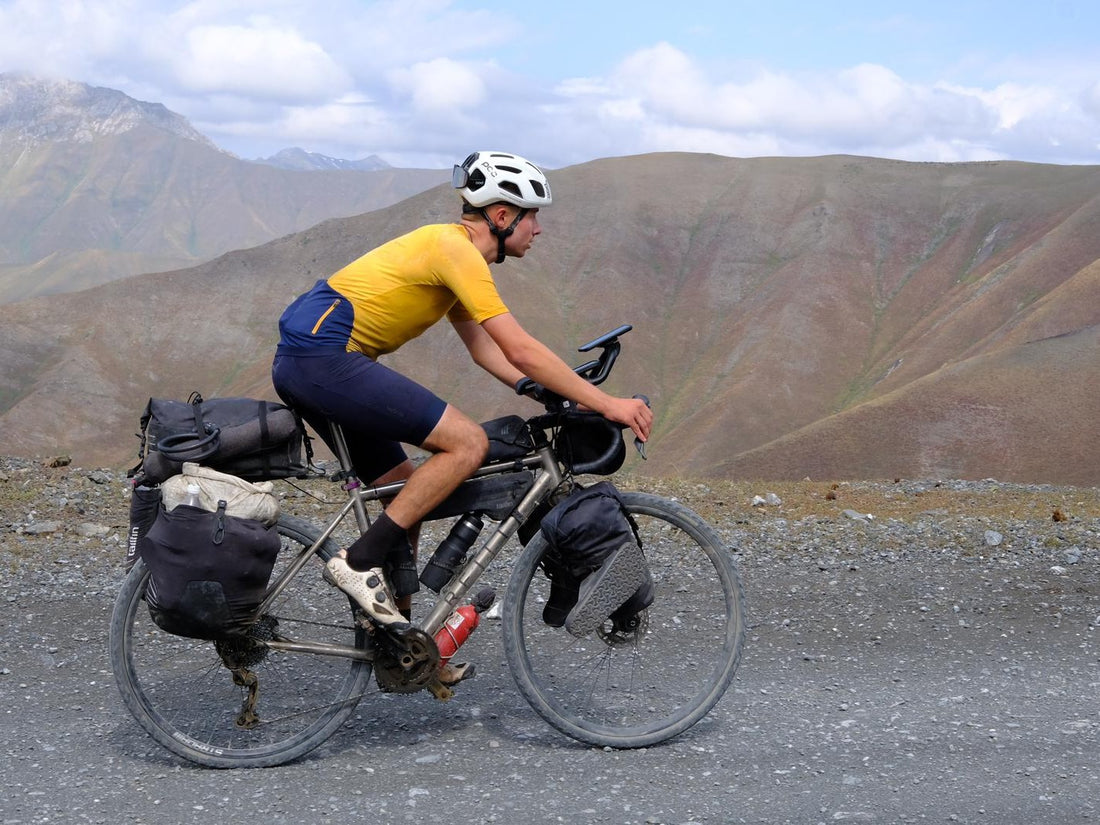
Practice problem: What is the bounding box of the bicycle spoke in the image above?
[503,492,745,747]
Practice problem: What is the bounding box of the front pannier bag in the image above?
[538,481,654,627]
[139,501,280,639]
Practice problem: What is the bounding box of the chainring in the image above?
[370,624,441,693]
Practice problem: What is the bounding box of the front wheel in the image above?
[502,492,745,748]
[108,515,371,768]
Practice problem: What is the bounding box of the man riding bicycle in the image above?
[271,151,652,672]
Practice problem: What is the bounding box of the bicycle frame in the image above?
[254,426,564,661]
[253,324,639,662]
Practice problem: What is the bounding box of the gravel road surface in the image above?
[2,461,1097,824]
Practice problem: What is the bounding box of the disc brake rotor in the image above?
[595,610,649,645]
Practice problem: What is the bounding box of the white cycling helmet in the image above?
[452,151,553,209]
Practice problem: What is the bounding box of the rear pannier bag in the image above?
[125,465,278,573]
[139,501,280,640]
[125,483,162,573]
[136,392,311,484]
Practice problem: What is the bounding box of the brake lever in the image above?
[633,394,650,460]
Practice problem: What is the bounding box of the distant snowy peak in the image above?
[253,147,391,172]
[0,71,216,148]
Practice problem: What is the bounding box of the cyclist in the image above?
[272,151,652,664]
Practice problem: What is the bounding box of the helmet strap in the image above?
[480,207,528,264]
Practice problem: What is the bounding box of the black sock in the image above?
[346,511,409,571]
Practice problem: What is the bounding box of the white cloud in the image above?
[200,93,390,158]
[387,58,487,114]
[2,3,1098,166]
[545,42,1099,167]
[1084,80,1100,118]
[173,22,350,101]
[0,0,135,79]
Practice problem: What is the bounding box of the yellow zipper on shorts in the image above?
[312,299,341,334]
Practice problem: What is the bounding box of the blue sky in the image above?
[2,0,1097,168]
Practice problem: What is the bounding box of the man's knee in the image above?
[426,407,488,469]
[455,416,489,470]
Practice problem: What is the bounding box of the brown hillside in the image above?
[710,324,1100,485]
[0,153,1097,484]
[0,126,444,302]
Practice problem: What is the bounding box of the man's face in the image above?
[505,208,541,257]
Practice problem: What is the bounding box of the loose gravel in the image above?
[2,457,1098,824]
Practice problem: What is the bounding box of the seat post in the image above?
[329,422,371,534]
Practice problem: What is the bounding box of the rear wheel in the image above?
[109,515,372,768]
[502,492,745,748]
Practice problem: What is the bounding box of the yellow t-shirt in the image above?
[277,224,509,358]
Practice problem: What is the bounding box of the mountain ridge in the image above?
[0,73,444,303]
[253,148,392,172]
[0,71,213,146]
[0,152,1097,484]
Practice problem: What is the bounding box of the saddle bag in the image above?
[135,392,312,483]
[139,499,281,640]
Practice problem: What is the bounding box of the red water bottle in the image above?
[434,588,495,665]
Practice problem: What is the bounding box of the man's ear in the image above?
[488,203,515,228]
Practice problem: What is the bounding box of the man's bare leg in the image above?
[382,406,489,528]
[344,405,487,571]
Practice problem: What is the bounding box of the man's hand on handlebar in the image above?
[600,395,652,443]
[514,378,651,441]
[511,324,652,443]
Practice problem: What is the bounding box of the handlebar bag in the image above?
[135,392,312,484]
[139,500,280,640]
[556,414,626,476]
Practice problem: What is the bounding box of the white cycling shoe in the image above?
[325,556,408,629]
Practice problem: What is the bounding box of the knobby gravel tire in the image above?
[502,492,745,748]
[109,515,371,768]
